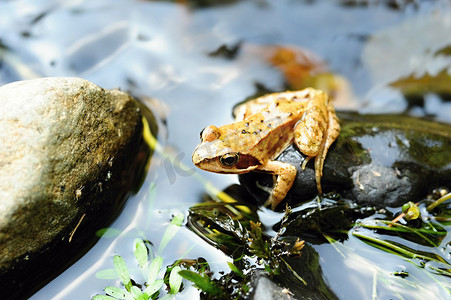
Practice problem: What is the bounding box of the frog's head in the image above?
[192,125,260,174]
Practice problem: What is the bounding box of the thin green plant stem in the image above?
[362,220,445,236]
[360,221,440,247]
[280,257,307,286]
[416,261,451,295]
[372,269,377,300]
[356,235,451,295]
[420,218,440,233]
[321,232,346,258]
[352,232,447,264]
[427,192,451,212]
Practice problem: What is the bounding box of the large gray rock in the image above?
[0,77,152,297]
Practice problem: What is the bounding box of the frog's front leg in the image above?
[257,160,297,210]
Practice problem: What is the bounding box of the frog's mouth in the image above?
[192,141,261,174]
[197,160,258,174]
[193,155,260,174]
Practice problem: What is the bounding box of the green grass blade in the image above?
[427,192,451,211]
[361,220,440,247]
[361,220,445,236]
[352,232,448,264]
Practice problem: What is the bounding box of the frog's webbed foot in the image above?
[257,160,297,210]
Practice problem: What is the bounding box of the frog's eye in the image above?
[220,153,239,167]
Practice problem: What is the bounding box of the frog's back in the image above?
[222,101,304,162]
[234,89,313,121]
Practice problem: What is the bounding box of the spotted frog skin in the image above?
[192,88,340,210]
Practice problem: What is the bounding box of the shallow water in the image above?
[1,0,451,299]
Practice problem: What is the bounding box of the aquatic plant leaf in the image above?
[171,212,184,227]
[135,294,149,300]
[227,261,245,278]
[158,213,184,254]
[169,266,183,294]
[96,228,122,238]
[147,256,163,284]
[130,286,143,299]
[248,221,271,259]
[158,294,174,300]
[104,286,133,300]
[134,238,149,268]
[113,255,132,291]
[145,279,164,297]
[178,270,223,296]
[92,295,116,300]
[95,268,117,280]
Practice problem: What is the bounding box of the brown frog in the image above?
[192,88,340,210]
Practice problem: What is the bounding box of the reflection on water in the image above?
[1,0,451,299]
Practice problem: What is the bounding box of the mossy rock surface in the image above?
[0,77,154,298]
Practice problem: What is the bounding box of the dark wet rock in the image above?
[251,272,298,300]
[240,112,451,208]
[0,77,154,298]
[250,245,337,300]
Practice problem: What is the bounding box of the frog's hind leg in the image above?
[257,160,297,210]
[313,104,341,194]
[313,142,326,194]
[293,90,329,159]
[301,156,313,170]
[294,90,339,195]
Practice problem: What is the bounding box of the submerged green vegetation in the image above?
[93,188,451,299]
[92,212,185,300]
